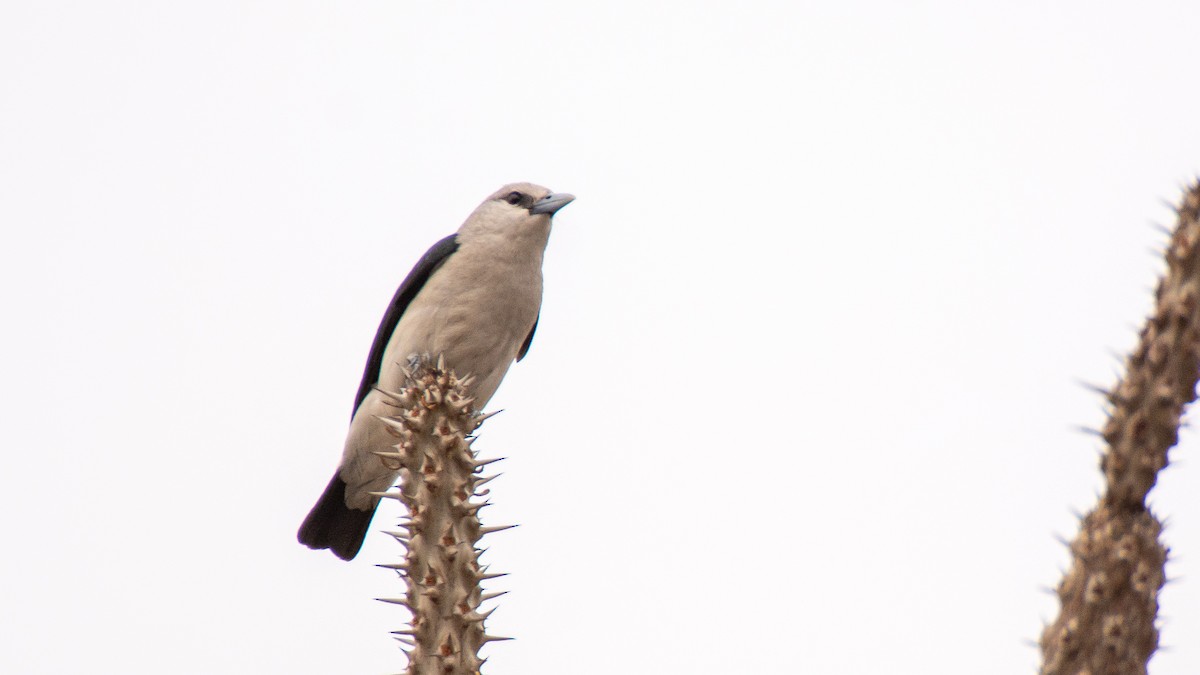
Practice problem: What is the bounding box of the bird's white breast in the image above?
[378,232,544,408]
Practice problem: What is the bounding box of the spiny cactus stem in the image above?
[1040,182,1200,675]
[378,358,509,675]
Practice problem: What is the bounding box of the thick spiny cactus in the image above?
[372,358,512,675]
[1040,183,1200,674]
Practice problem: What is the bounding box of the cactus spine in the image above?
[1040,183,1200,674]
[373,357,511,675]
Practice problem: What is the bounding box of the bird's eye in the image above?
[505,191,524,206]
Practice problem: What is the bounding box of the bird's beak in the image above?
[530,192,575,216]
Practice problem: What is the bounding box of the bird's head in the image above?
[459,182,575,241]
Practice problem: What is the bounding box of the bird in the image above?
[298,183,574,561]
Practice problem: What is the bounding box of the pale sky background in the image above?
[3,2,1200,673]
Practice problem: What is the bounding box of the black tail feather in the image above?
[297,472,377,561]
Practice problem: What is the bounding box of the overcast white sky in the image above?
[3,2,1200,673]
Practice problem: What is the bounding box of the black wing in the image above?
[517,314,538,362]
[351,234,459,415]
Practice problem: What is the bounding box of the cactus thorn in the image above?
[464,607,498,623]
[462,500,491,513]
[374,414,412,431]
[369,491,404,501]
[473,473,502,487]
[1073,379,1113,397]
[376,597,413,607]
[373,385,409,402]
[474,409,504,425]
